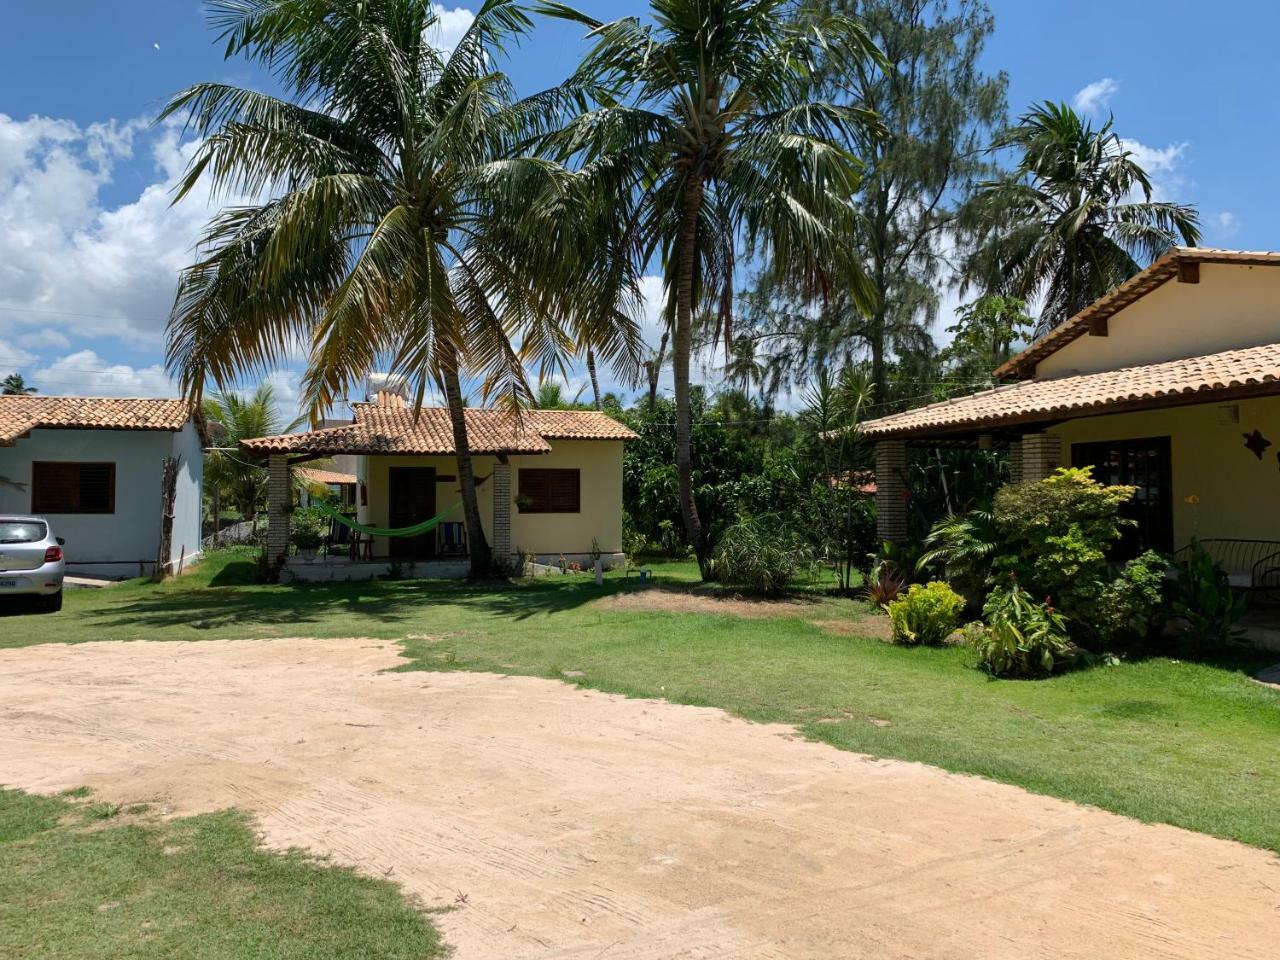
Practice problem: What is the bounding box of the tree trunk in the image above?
[673,178,708,578]
[870,308,887,410]
[153,457,179,583]
[212,486,221,546]
[586,348,602,410]
[646,331,669,411]
[440,351,493,578]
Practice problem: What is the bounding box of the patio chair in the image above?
[1174,539,1280,602]
[348,530,374,561]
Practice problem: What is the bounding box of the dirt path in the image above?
[1,638,1277,959]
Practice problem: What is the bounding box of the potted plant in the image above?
[290,509,326,560]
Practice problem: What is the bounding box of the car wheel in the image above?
[42,589,63,613]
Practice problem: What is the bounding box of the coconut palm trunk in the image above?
[543,0,881,581]
[439,351,492,577]
[585,348,602,410]
[674,178,708,574]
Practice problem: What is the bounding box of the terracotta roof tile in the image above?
[296,467,357,486]
[861,342,1280,439]
[997,248,1280,379]
[242,405,636,456]
[0,396,197,446]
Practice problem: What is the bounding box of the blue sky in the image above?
[1,1,1275,411]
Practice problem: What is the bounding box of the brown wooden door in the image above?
[1071,436,1173,555]
[388,467,436,559]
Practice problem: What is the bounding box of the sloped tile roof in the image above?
[861,342,1280,439]
[241,402,636,456]
[996,247,1280,379]
[0,396,198,446]
[296,467,357,486]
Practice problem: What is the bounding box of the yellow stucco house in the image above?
[243,391,636,581]
[862,248,1280,575]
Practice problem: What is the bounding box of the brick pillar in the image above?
[492,461,512,559]
[1020,433,1062,482]
[266,454,291,576]
[1008,440,1023,484]
[874,440,909,543]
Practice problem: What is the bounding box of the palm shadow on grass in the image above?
[81,574,642,637]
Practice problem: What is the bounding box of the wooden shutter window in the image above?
[518,468,580,513]
[31,462,116,514]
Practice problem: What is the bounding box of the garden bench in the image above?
[1174,539,1280,596]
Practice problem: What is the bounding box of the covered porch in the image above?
[240,397,634,580]
[260,451,515,580]
[864,344,1280,564]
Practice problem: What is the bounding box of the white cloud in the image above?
[0,113,235,349]
[429,4,476,52]
[1120,137,1189,202]
[1208,211,1241,241]
[14,330,70,351]
[635,275,668,353]
[1072,77,1119,115]
[0,341,37,375]
[33,350,174,397]
[1121,138,1184,175]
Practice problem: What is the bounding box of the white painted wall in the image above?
[0,424,203,578]
[168,421,205,573]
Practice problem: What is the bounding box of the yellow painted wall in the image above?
[510,439,625,555]
[356,438,625,557]
[1047,395,1280,547]
[1037,263,1280,378]
[358,454,497,557]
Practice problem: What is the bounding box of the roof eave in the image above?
[861,377,1280,442]
[994,248,1280,379]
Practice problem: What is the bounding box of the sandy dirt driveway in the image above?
[1,637,1277,959]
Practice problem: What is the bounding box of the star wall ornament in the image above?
[1243,429,1272,460]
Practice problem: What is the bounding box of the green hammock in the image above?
[313,499,463,539]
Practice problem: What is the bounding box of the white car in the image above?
[0,515,66,612]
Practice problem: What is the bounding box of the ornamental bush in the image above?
[708,517,813,595]
[1096,550,1170,646]
[993,467,1134,610]
[884,581,966,646]
[971,580,1074,678]
[991,467,1138,646]
[290,507,328,552]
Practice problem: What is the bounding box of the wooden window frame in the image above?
[518,468,581,514]
[31,461,117,515]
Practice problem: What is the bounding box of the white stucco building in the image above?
[0,396,205,578]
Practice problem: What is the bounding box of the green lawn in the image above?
[0,787,443,960]
[4,547,1279,856]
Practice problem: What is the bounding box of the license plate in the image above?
[0,580,18,589]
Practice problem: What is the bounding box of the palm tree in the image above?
[541,0,882,576]
[534,379,588,409]
[203,382,303,529]
[968,102,1201,335]
[162,0,637,578]
[2,374,36,395]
